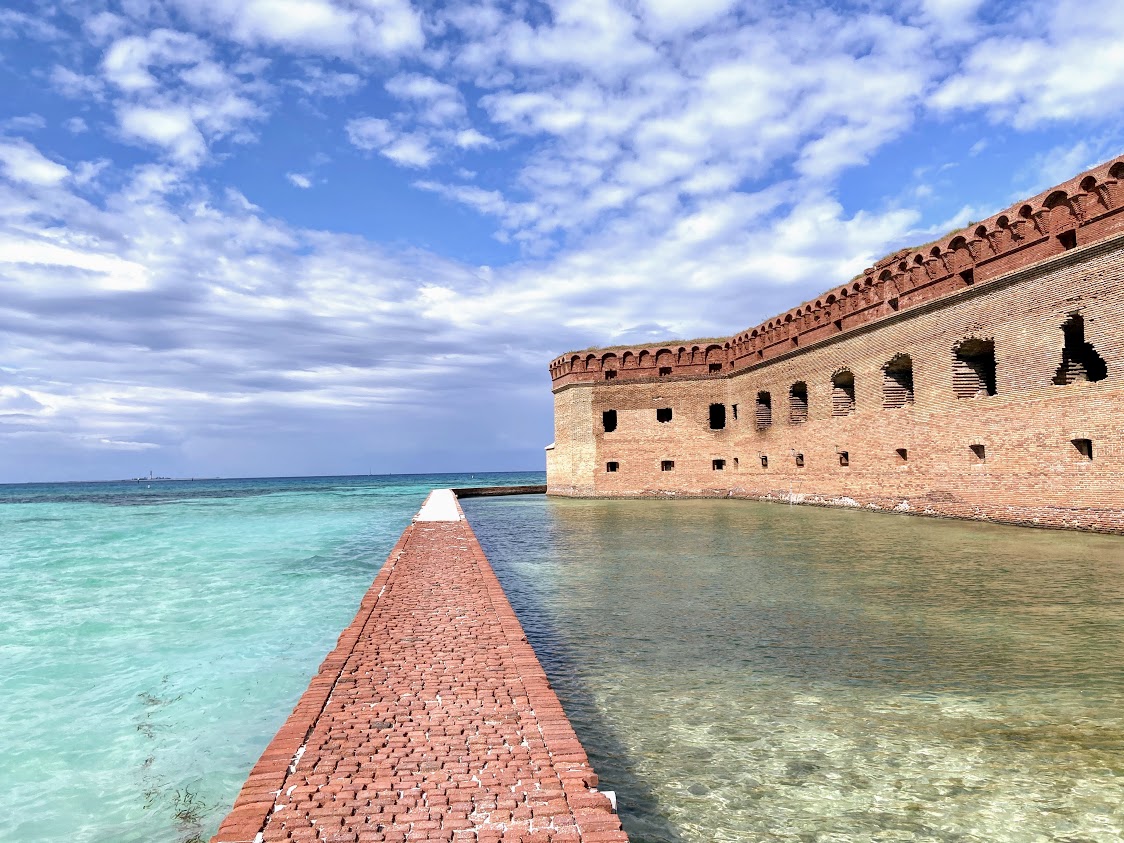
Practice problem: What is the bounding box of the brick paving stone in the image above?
[212,493,625,843]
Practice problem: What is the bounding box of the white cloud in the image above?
[346,116,394,150]
[3,114,47,132]
[0,139,71,186]
[456,0,655,79]
[118,105,208,165]
[102,30,211,92]
[385,72,466,124]
[287,172,312,188]
[453,128,493,149]
[0,9,64,40]
[930,0,1124,127]
[290,65,363,97]
[0,232,151,292]
[415,180,509,216]
[636,0,738,37]
[346,117,436,168]
[463,9,934,243]
[381,135,436,168]
[168,0,424,58]
[64,117,90,134]
[0,387,45,415]
[49,66,105,100]
[90,28,271,169]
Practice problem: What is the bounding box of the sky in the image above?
[1,0,1123,482]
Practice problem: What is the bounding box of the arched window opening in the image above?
[789,382,808,424]
[832,369,855,416]
[755,392,772,430]
[656,407,673,423]
[883,354,915,409]
[952,338,997,398]
[1053,314,1108,384]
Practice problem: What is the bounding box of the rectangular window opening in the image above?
[656,407,673,423]
[601,410,617,433]
[1058,230,1077,251]
[606,461,619,473]
[789,382,809,425]
[794,453,805,468]
[833,319,843,333]
[895,448,908,464]
[659,366,672,376]
[838,451,849,467]
[660,460,675,472]
[791,337,799,347]
[1072,438,1093,460]
[883,356,915,409]
[832,371,856,416]
[755,392,772,429]
[712,459,725,471]
[731,404,738,420]
[953,338,997,398]
[760,455,769,469]
[708,362,722,373]
[1054,314,1108,384]
[709,403,726,430]
[970,443,986,462]
[960,268,975,286]
[733,457,739,468]
[604,370,617,379]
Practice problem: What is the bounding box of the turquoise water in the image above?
[9,480,1123,843]
[463,496,1124,843]
[0,472,543,843]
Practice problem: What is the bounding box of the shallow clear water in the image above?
[0,472,543,843]
[463,497,1124,843]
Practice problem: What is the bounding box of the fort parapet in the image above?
[547,155,1124,533]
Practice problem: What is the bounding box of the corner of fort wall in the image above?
[545,154,1124,534]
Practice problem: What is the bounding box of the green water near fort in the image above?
[463,496,1124,843]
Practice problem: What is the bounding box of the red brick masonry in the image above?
[212,494,626,843]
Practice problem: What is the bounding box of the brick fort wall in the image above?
[546,155,1124,533]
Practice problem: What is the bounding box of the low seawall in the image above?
[451,484,547,498]
[211,489,625,843]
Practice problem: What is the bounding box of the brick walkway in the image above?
[212,491,627,843]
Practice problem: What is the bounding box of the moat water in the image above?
[463,496,1124,843]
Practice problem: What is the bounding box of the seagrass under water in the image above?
[463,496,1124,843]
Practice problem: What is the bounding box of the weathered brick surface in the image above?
[547,156,1124,534]
[211,502,625,843]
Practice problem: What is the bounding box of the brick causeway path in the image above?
[212,490,627,843]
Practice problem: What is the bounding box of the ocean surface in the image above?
[463,496,1124,843]
[0,472,541,843]
[6,478,1124,842]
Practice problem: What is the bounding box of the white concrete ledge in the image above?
[414,489,463,522]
